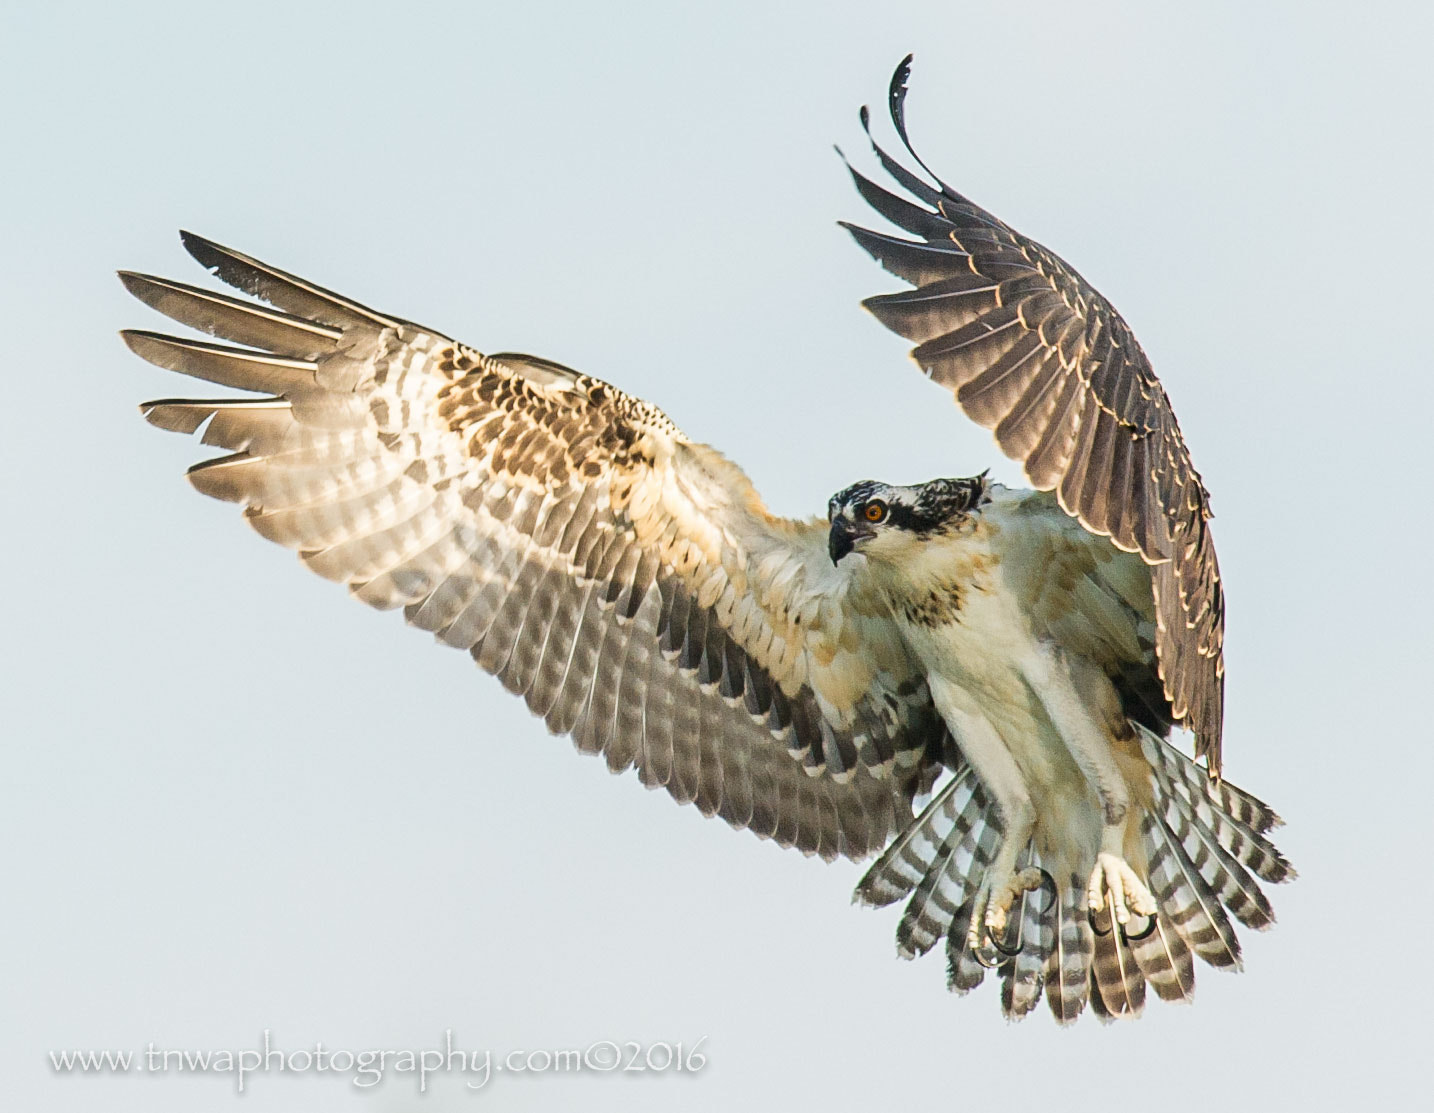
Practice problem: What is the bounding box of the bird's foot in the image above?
[1087,852,1158,939]
[967,866,1047,957]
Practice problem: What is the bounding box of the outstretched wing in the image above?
[123,233,946,859]
[842,58,1224,773]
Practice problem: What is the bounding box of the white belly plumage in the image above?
[898,582,1107,884]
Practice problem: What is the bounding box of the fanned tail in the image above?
[854,726,1292,1022]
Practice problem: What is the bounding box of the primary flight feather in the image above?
[122,58,1289,1023]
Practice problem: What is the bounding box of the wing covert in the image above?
[843,58,1225,773]
[123,233,945,859]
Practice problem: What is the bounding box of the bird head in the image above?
[827,474,991,565]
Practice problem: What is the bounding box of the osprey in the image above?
[120,59,1290,1022]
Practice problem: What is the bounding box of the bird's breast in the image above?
[898,578,966,628]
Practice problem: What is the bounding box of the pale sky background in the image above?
[5,2,1432,1110]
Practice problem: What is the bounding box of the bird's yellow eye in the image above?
[864,500,887,523]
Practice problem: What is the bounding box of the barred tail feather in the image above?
[894,780,999,958]
[1129,912,1196,1004]
[854,767,978,908]
[1089,901,1147,1020]
[1160,795,1276,930]
[1000,846,1055,1018]
[1144,812,1243,969]
[1045,874,1095,1024]
[1140,726,1293,879]
[1091,921,1147,1020]
[1139,725,1290,929]
[896,832,969,958]
[945,901,988,994]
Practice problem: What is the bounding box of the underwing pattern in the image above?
[124,236,948,861]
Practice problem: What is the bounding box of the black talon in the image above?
[988,926,1023,958]
[1088,903,1157,942]
[1121,913,1158,943]
[969,868,1057,967]
[967,918,1020,966]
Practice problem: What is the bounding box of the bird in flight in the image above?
[121,58,1291,1023]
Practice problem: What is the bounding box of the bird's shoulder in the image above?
[980,488,1156,672]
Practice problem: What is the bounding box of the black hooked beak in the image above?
[828,516,872,565]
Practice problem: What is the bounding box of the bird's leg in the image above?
[927,692,1043,953]
[1027,644,1157,926]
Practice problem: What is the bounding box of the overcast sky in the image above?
[5,2,1432,1110]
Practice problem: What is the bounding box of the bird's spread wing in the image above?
[123,233,945,859]
[842,58,1225,772]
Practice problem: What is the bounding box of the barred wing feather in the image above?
[123,232,945,860]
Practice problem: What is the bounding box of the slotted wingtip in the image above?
[833,144,868,186]
[117,270,151,303]
[837,219,917,272]
[137,398,206,433]
[119,328,159,358]
[179,229,229,274]
[857,291,903,330]
[116,269,179,308]
[891,53,915,91]
[889,54,915,123]
[840,225,887,281]
[837,220,874,256]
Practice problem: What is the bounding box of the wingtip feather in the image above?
[139,398,207,434]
